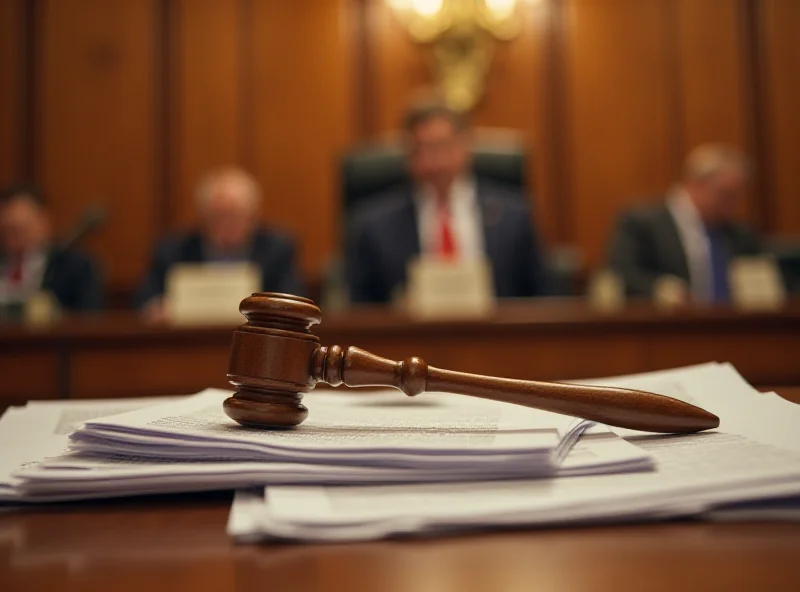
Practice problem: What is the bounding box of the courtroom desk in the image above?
[1,301,800,404]
[1,493,800,591]
[315,300,800,391]
[0,313,237,404]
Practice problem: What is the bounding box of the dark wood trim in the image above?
[164,0,181,229]
[9,0,25,181]
[3,304,800,401]
[238,0,254,170]
[544,0,571,244]
[352,0,375,141]
[21,0,40,181]
[739,0,772,233]
[665,0,685,179]
[154,0,172,235]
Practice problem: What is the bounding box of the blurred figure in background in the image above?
[135,167,304,321]
[347,100,548,303]
[0,185,104,311]
[607,144,761,303]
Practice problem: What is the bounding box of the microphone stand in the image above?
[26,205,108,326]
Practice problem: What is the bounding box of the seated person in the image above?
[607,144,761,303]
[0,185,104,311]
[135,167,304,320]
[347,100,548,303]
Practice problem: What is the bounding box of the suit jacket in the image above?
[135,228,305,307]
[346,180,548,303]
[0,248,104,311]
[41,248,104,311]
[607,200,761,297]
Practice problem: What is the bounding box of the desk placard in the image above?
[587,269,624,312]
[729,256,786,311]
[406,256,495,320]
[24,290,62,327]
[653,275,689,310]
[166,263,261,325]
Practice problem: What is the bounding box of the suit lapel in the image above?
[659,204,692,280]
[401,189,421,260]
[182,234,207,263]
[41,247,59,290]
[477,181,503,265]
[248,230,268,265]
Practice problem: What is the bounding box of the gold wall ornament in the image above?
[389,0,525,112]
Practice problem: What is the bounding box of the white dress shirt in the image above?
[0,250,47,304]
[666,189,713,302]
[413,176,485,261]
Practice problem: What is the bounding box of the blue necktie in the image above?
[705,227,731,303]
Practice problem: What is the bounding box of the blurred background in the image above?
[1,0,799,404]
[2,0,797,301]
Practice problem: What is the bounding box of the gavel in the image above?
[224,293,719,433]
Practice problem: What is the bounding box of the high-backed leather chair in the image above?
[323,134,578,305]
[341,140,528,222]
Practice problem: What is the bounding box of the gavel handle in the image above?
[312,346,719,434]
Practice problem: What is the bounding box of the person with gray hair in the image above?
[607,143,761,303]
[135,166,304,320]
[608,144,760,303]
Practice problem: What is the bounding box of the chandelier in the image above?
[388,0,529,112]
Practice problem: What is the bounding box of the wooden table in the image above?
[2,378,799,592]
[2,300,800,405]
[1,492,799,590]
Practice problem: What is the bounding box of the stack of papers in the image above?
[227,363,800,542]
[3,360,799,542]
[1,387,651,502]
[0,397,181,502]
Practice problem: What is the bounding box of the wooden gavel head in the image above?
[224,293,324,428]
[224,292,720,434]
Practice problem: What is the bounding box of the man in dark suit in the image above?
[347,101,548,304]
[135,167,304,320]
[608,144,761,302]
[0,185,104,311]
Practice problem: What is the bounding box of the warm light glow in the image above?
[485,0,518,19]
[390,0,538,21]
[386,0,527,112]
[412,0,444,17]
[388,0,413,10]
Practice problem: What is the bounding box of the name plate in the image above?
[729,256,786,311]
[405,256,495,320]
[24,290,62,327]
[166,263,261,325]
[653,275,689,310]
[587,269,624,313]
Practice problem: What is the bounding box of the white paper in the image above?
[5,386,654,501]
[0,397,180,439]
[0,397,180,501]
[228,363,800,541]
[238,432,800,541]
[74,389,568,457]
[12,422,650,500]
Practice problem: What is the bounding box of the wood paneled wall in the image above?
[0,0,798,294]
[0,0,25,184]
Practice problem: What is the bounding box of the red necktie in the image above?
[438,205,457,259]
[8,254,23,285]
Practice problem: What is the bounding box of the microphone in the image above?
[59,204,108,252]
[41,204,108,291]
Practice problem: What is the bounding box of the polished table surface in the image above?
[2,299,800,404]
[2,493,800,590]
[2,381,799,592]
